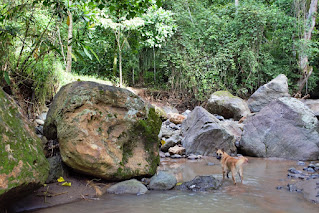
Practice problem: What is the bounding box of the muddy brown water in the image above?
[29,157,318,213]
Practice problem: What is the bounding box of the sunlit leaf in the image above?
[62,182,72,186]
[57,177,65,182]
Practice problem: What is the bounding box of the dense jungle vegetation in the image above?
[0,0,318,115]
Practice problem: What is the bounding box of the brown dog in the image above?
[215,148,248,185]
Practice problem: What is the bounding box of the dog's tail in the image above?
[237,156,248,166]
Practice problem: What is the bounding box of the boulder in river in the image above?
[239,97,319,160]
[149,171,177,190]
[182,106,237,156]
[44,81,161,180]
[175,175,221,191]
[107,179,148,195]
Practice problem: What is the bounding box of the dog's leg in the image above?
[239,167,243,183]
[226,170,230,179]
[222,167,226,181]
[231,168,237,185]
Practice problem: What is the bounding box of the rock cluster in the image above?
[277,161,319,203]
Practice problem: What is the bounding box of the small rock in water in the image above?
[159,151,166,158]
[308,164,315,169]
[297,161,305,166]
[288,167,302,174]
[170,154,182,159]
[207,162,215,166]
[187,155,198,160]
[307,168,315,173]
[276,186,283,190]
[164,152,171,157]
[287,184,297,192]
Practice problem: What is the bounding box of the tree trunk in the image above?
[235,0,239,7]
[66,9,73,73]
[57,26,66,67]
[297,0,318,94]
[153,46,156,82]
[118,44,122,87]
[113,39,117,76]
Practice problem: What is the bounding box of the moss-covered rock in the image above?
[206,90,250,120]
[43,81,161,180]
[0,88,49,207]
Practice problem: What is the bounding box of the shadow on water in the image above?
[30,157,318,213]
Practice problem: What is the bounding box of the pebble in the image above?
[276,186,283,190]
[307,168,315,173]
[288,167,302,174]
[170,154,182,159]
[308,164,315,169]
[297,161,305,166]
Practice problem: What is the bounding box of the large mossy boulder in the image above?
[206,91,250,120]
[43,81,161,180]
[0,89,49,207]
[239,97,319,160]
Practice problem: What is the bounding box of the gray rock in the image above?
[160,134,182,152]
[248,74,290,112]
[206,91,250,121]
[295,179,319,203]
[107,179,148,195]
[46,155,65,183]
[297,161,305,166]
[239,97,319,160]
[170,154,182,158]
[301,99,319,118]
[175,175,221,191]
[161,124,177,138]
[182,110,191,117]
[182,106,237,156]
[149,171,177,190]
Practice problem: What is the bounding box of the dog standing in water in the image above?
[215,148,248,185]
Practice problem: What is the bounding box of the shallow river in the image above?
[31,157,318,213]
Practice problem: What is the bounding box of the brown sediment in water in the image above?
[13,157,319,213]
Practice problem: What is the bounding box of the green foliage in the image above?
[1,0,319,112]
[157,0,303,100]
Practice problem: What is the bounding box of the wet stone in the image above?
[297,161,305,166]
[288,167,302,174]
[307,168,315,173]
[276,186,283,190]
[170,154,182,159]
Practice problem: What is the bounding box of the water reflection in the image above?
[31,157,318,213]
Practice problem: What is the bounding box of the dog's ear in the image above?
[215,148,218,151]
[221,148,225,153]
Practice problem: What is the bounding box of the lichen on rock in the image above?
[43,81,161,180]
